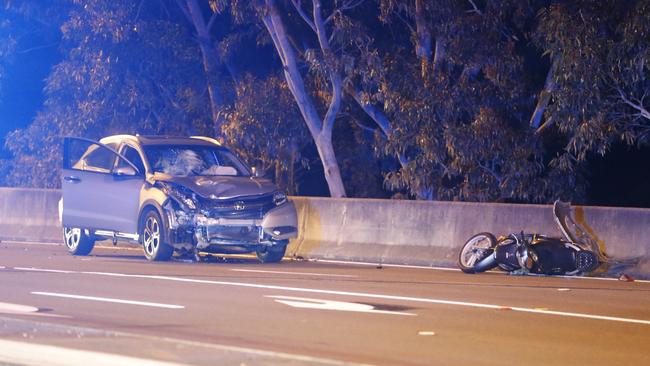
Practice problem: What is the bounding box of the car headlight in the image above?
[273,191,287,206]
[157,182,198,210]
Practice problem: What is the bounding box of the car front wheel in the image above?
[63,227,95,256]
[141,210,173,261]
[255,241,288,263]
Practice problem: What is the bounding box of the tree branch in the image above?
[206,11,218,31]
[312,0,341,133]
[530,58,558,130]
[174,0,193,24]
[290,0,317,33]
[467,0,483,15]
[617,87,650,121]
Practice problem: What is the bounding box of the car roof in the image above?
[99,135,222,147]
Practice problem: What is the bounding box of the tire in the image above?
[458,232,498,274]
[63,227,95,256]
[255,241,288,263]
[141,209,173,261]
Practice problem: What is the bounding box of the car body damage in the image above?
[60,135,298,262]
[159,177,297,253]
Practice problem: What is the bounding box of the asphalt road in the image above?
[1,241,649,366]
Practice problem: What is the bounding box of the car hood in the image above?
[154,174,277,199]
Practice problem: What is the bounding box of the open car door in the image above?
[62,137,142,235]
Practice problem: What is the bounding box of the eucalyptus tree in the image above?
[222,74,311,194]
[536,0,650,170]
[174,0,230,135]
[364,0,580,202]
[256,0,371,198]
[4,0,209,187]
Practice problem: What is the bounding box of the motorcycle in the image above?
[457,201,602,275]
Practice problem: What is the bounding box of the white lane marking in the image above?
[267,295,415,316]
[0,302,39,314]
[0,240,60,246]
[10,267,650,326]
[4,240,648,283]
[0,339,189,366]
[31,292,184,309]
[15,267,73,274]
[2,319,372,366]
[307,258,459,271]
[231,269,356,278]
[0,302,71,318]
[306,259,650,283]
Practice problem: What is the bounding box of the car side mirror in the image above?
[251,166,267,178]
[114,166,138,177]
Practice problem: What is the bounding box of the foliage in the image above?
[1,0,648,204]
[4,0,209,187]
[536,0,650,169]
[222,74,310,194]
[362,0,581,202]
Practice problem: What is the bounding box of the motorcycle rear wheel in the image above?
[458,232,498,274]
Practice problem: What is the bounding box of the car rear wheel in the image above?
[141,210,173,261]
[63,227,95,256]
[255,241,288,263]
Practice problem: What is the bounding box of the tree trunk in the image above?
[414,0,432,77]
[288,144,296,195]
[262,0,346,197]
[432,37,445,72]
[183,0,225,135]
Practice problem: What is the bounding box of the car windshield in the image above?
[143,144,251,177]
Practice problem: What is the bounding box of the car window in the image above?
[84,143,118,172]
[143,144,250,177]
[65,139,119,174]
[118,145,146,174]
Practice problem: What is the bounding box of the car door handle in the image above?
[64,175,81,183]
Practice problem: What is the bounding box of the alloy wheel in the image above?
[63,227,81,250]
[143,215,161,256]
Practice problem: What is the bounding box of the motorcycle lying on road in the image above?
[457,201,602,275]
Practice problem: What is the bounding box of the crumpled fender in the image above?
[261,201,298,240]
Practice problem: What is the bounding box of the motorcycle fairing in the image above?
[553,200,600,253]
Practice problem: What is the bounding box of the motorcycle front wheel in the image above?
[458,232,498,274]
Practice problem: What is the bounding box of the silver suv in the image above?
[60,135,298,262]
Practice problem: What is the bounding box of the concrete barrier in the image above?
[0,188,62,243]
[286,197,650,277]
[1,188,649,277]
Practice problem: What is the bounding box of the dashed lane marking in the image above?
[16,267,73,274]
[307,259,650,283]
[0,240,60,246]
[231,268,357,278]
[31,292,184,309]
[8,267,650,326]
[5,240,649,283]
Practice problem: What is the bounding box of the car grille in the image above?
[204,194,275,219]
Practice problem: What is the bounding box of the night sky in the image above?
[1,23,59,158]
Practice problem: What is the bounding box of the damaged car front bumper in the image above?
[164,198,298,252]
